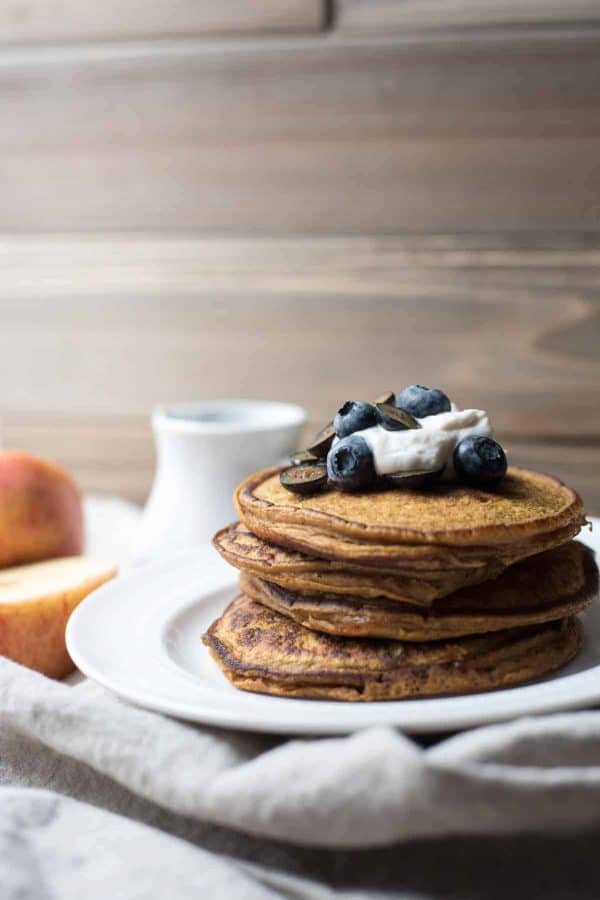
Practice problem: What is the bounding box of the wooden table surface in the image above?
[1,232,598,512]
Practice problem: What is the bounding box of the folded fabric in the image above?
[2,658,600,850]
[0,787,295,900]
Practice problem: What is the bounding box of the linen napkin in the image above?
[1,496,600,899]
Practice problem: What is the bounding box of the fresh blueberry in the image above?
[333,401,381,438]
[453,436,507,488]
[396,385,451,418]
[327,435,377,490]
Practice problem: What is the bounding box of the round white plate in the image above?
[67,520,600,735]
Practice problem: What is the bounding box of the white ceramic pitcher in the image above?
[133,400,306,563]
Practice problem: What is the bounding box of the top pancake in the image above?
[236,466,584,548]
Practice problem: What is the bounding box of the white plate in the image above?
[67,520,600,735]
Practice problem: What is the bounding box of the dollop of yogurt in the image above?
[350,404,493,477]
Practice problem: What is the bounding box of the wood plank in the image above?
[505,441,600,517]
[1,415,153,502]
[4,420,600,513]
[1,32,600,232]
[0,234,598,507]
[0,1,325,45]
[336,1,600,32]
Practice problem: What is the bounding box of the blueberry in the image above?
[306,422,335,458]
[453,436,507,488]
[333,401,381,438]
[327,435,377,490]
[376,403,420,431]
[396,385,451,419]
[386,465,445,489]
[280,463,328,495]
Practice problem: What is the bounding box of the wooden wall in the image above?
[337,1,600,32]
[1,234,599,511]
[0,6,599,511]
[0,1,325,43]
[1,29,600,233]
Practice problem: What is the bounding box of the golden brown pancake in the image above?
[214,523,507,606]
[240,510,582,571]
[203,595,582,701]
[235,466,584,552]
[239,541,597,641]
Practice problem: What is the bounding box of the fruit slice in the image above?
[289,449,318,466]
[374,391,396,406]
[376,403,420,431]
[306,423,336,458]
[280,463,328,495]
[0,556,117,679]
[385,466,445,489]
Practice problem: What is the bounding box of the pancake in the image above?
[240,510,583,571]
[239,541,597,641]
[203,595,582,701]
[214,523,507,606]
[236,466,584,552]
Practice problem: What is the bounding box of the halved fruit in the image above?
[376,403,420,431]
[373,391,396,406]
[305,422,336,458]
[0,556,117,678]
[289,449,319,466]
[385,466,445,489]
[280,463,328,495]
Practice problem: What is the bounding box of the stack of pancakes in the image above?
[205,466,597,701]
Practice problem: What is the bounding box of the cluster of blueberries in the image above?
[280,385,507,495]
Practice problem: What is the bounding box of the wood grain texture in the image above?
[0,1,325,44]
[0,234,598,510]
[1,32,600,232]
[336,0,600,32]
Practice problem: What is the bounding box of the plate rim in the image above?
[66,524,600,735]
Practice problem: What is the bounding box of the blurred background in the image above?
[1,0,599,510]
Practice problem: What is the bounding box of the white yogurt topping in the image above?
[351,405,493,477]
